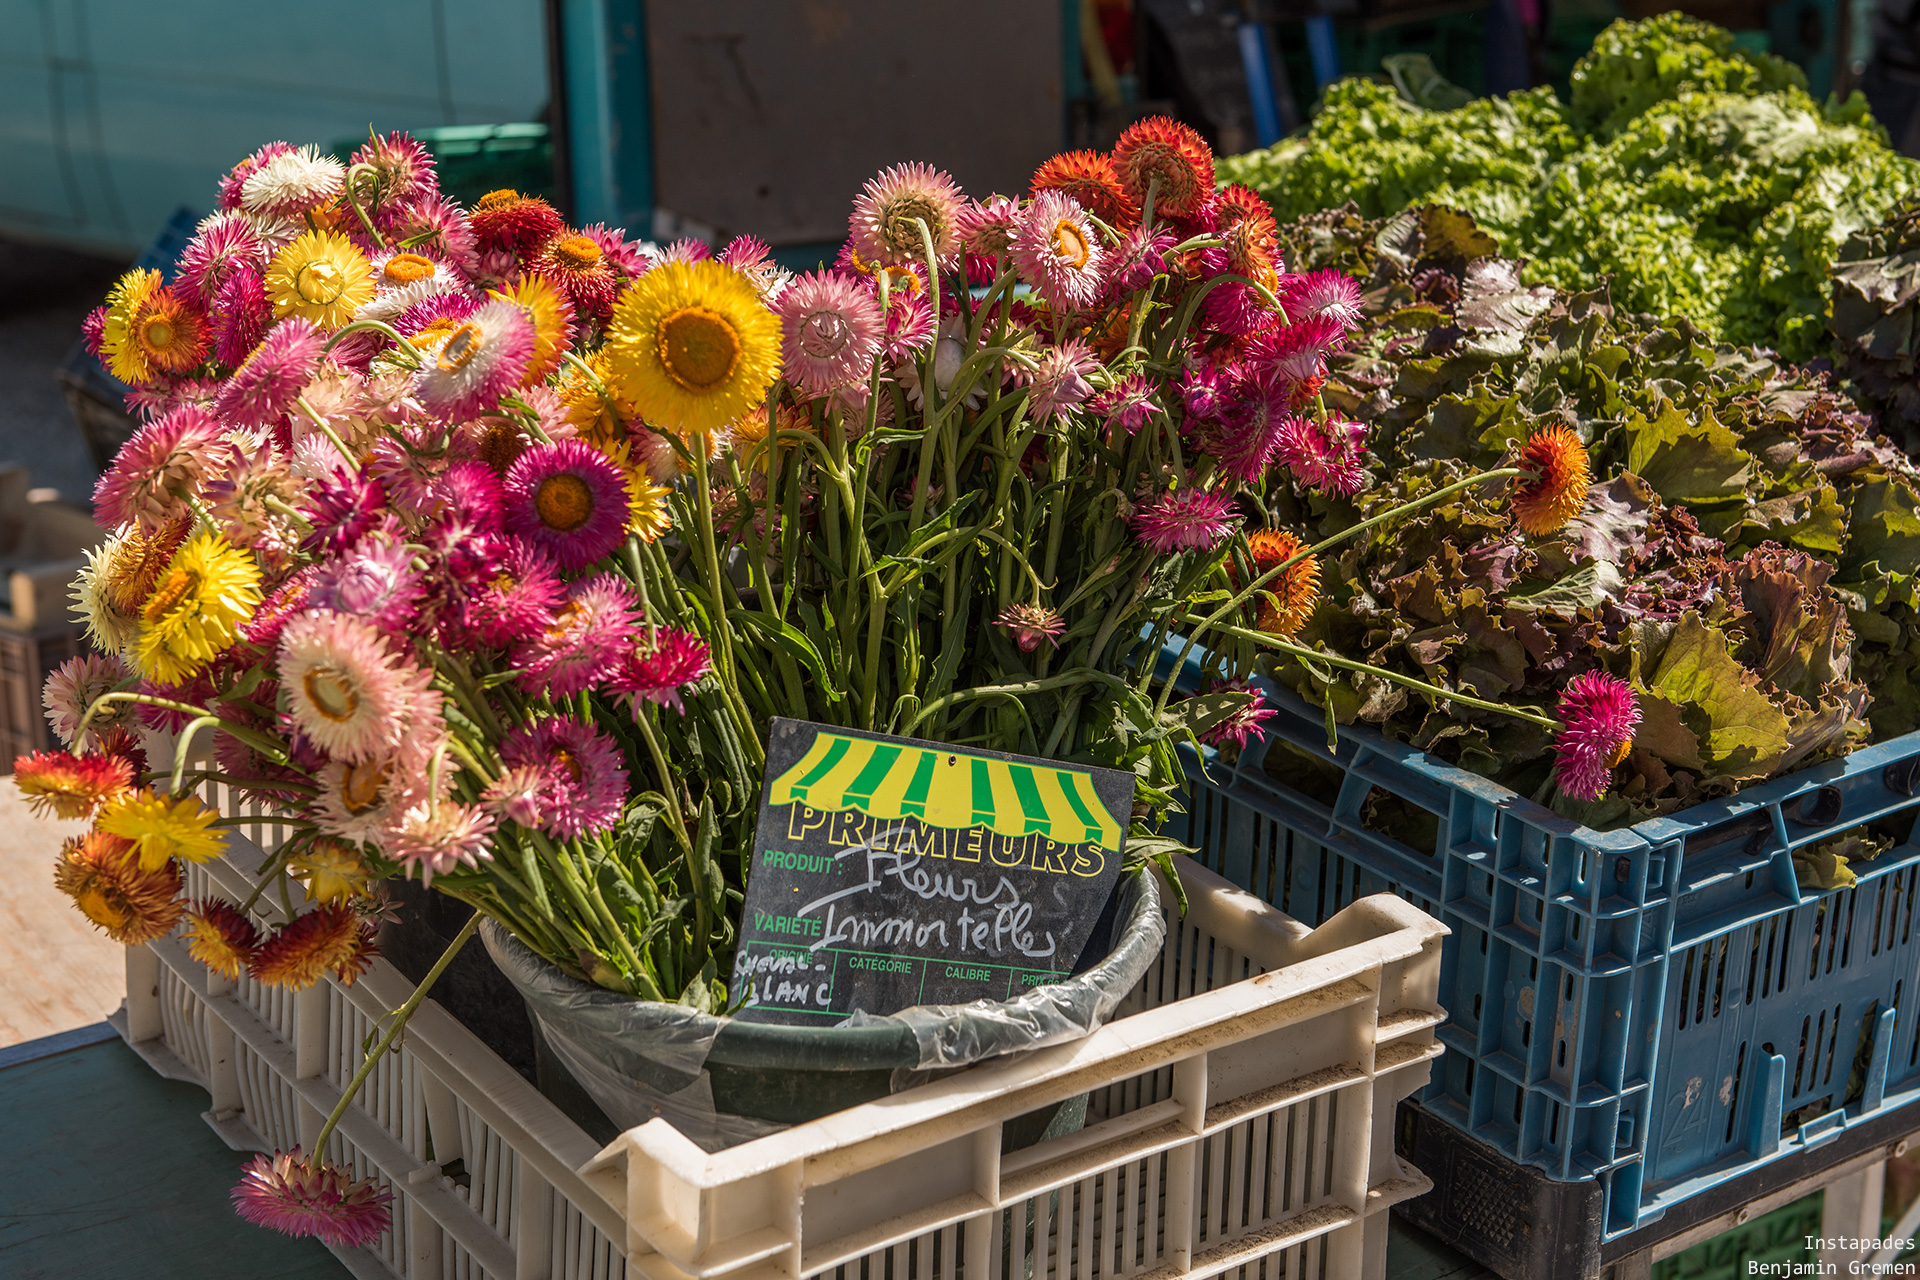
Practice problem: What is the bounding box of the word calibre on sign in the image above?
[728,719,1132,1025]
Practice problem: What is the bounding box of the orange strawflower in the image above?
[1510,426,1592,536]
[1032,150,1139,229]
[183,898,262,980]
[14,750,134,819]
[251,904,379,990]
[1111,117,1214,219]
[54,831,184,944]
[1241,529,1321,638]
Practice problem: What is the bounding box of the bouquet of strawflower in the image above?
[15,121,1617,1248]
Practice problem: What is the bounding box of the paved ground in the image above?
[0,237,129,506]
[0,781,126,1048]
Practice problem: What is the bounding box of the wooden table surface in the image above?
[0,779,127,1048]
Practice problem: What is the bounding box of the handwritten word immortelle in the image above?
[780,829,1064,961]
[784,804,1108,879]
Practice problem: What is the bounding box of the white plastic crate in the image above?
[115,758,1448,1280]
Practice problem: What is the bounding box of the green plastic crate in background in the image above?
[330,123,556,211]
[1652,1194,1822,1280]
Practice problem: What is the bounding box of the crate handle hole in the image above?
[1615,856,1632,884]
[1791,787,1844,827]
[1888,759,1920,800]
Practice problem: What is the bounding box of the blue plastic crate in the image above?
[1158,640,1920,1240]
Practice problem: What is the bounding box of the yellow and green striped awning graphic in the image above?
[767,733,1123,852]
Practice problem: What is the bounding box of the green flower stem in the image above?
[905,668,1133,737]
[295,396,361,468]
[308,913,481,1160]
[169,716,224,797]
[74,691,291,766]
[1152,465,1530,718]
[341,164,387,250]
[1223,625,1561,730]
[319,319,422,364]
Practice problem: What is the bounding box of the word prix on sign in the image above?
[729,718,1132,1025]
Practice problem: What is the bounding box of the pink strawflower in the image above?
[455,540,564,648]
[232,1148,392,1248]
[82,306,108,361]
[386,193,478,273]
[278,612,435,764]
[384,799,496,884]
[1091,373,1159,436]
[720,233,787,299]
[957,196,1022,257]
[430,460,505,532]
[218,141,295,211]
[1027,340,1098,425]
[241,570,314,652]
[1010,191,1106,312]
[607,626,713,715]
[366,432,447,519]
[580,223,652,278]
[1200,683,1279,750]
[482,765,549,828]
[1208,401,1296,487]
[516,574,640,696]
[393,290,481,342]
[849,162,965,268]
[996,603,1066,652]
[660,238,712,264]
[414,298,534,422]
[176,213,265,305]
[43,652,133,752]
[299,470,386,555]
[503,440,630,570]
[779,271,885,396]
[211,269,273,368]
[215,318,325,427]
[93,405,237,532]
[1246,315,1345,393]
[1553,672,1641,802]
[1274,416,1369,497]
[1130,488,1238,554]
[882,290,935,360]
[1198,249,1275,337]
[1107,226,1175,294]
[350,131,439,204]
[498,716,628,839]
[1278,269,1365,331]
[307,533,423,633]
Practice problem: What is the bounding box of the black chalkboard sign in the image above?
[729,718,1133,1024]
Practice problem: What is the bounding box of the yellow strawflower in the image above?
[605,260,781,435]
[133,532,263,685]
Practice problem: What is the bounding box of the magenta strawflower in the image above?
[215,318,325,427]
[996,603,1067,652]
[504,440,632,570]
[232,1148,392,1248]
[307,532,423,633]
[778,271,885,396]
[1247,315,1345,392]
[1130,488,1238,554]
[1274,415,1369,497]
[516,573,640,696]
[1180,363,1229,421]
[1200,683,1279,750]
[1198,247,1276,337]
[607,626,713,715]
[383,798,495,884]
[580,222,653,278]
[719,233,788,299]
[430,461,506,532]
[93,405,238,533]
[1010,191,1106,312]
[1208,399,1296,487]
[660,238,712,264]
[1107,226,1176,294]
[498,716,629,839]
[211,269,273,368]
[1554,672,1641,801]
[849,162,965,268]
[414,298,534,422]
[1278,269,1365,332]
[350,131,439,204]
[882,290,935,360]
[176,213,266,305]
[958,196,1021,257]
[386,193,478,273]
[1090,373,1159,436]
[300,470,386,555]
[455,540,564,648]
[1027,340,1098,425]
